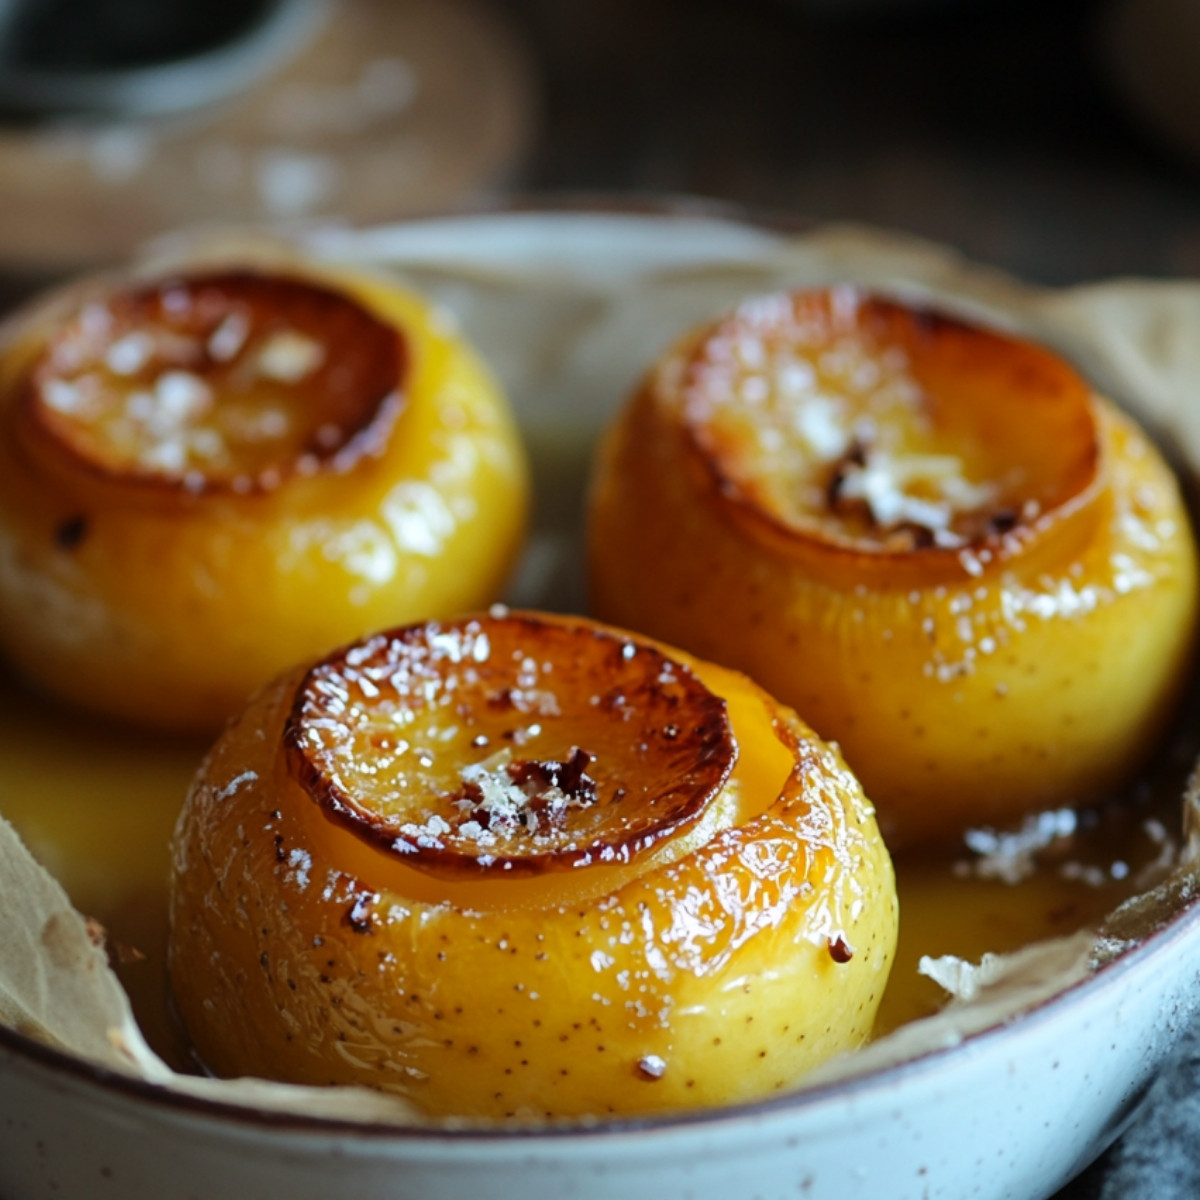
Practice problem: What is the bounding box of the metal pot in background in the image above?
[0,0,327,118]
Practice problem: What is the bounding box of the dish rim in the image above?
[2,899,1193,1140]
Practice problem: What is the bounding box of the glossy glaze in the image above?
[169,612,898,1119]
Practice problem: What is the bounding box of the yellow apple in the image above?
[0,258,528,732]
[169,611,897,1119]
[588,287,1198,847]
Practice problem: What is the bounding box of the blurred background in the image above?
[0,0,1197,287]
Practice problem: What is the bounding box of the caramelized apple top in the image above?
[680,287,1099,571]
[285,612,736,878]
[21,270,404,494]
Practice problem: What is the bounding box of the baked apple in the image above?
[0,258,528,732]
[588,287,1198,847]
[168,610,897,1120]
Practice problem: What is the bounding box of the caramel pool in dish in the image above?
[168,611,898,1120]
[588,287,1199,847]
[0,260,529,733]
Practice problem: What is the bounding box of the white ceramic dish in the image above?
[3,902,1200,1200]
[3,205,1200,1200]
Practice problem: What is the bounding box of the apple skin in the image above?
[168,613,898,1120]
[0,260,529,733]
[588,289,1199,847]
